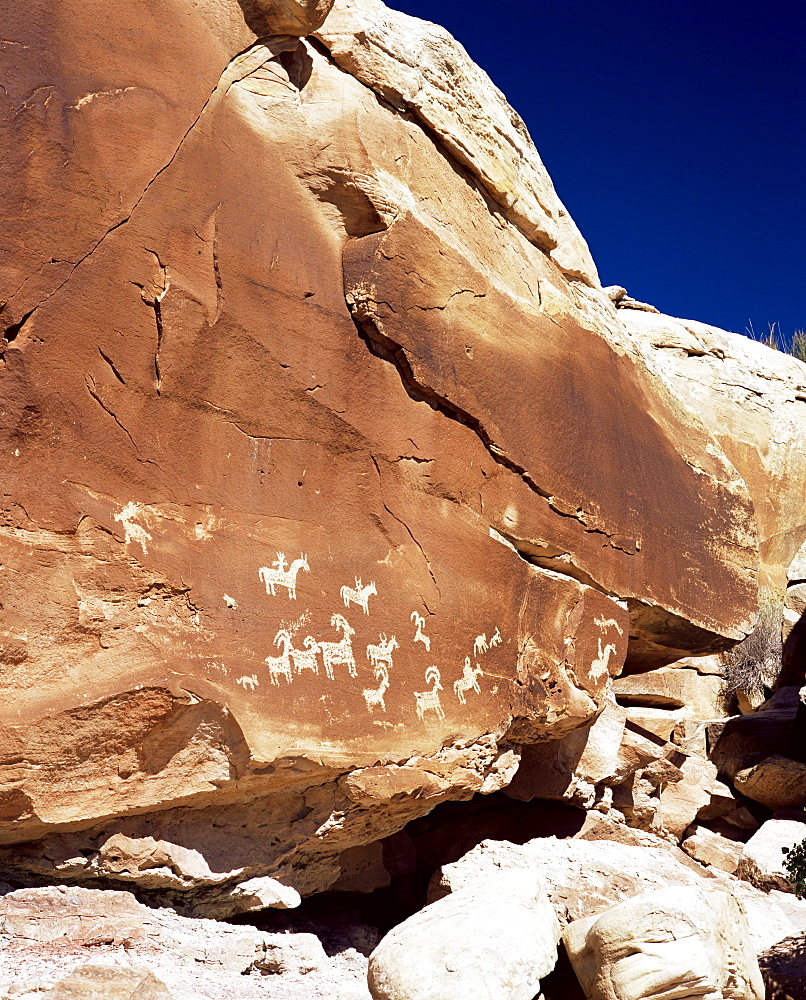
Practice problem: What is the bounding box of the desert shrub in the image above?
[719,605,782,713]
[744,321,806,362]
[791,330,806,364]
[783,826,806,898]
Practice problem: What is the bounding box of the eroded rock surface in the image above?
[563,885,765,1000]
[0,0,804,909]
[368,869,560,1000]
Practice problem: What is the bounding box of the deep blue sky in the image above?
[392,0,805,346]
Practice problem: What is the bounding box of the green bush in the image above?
[783,826,806,898]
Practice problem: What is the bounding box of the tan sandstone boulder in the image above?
[738,813,806,892]
[367,870,560,1000]
[563,885,764,1000]
[430,836,806,954]
[43,964,173,1000]
[734,755,806,811]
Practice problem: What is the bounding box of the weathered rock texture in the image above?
[431,836,806,954]
[367,870,560,1000]
[563,885,765,1000]
[0,884,373,999]
[0,0,804,905]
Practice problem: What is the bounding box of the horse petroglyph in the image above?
[265,629,293,685]
[340,578,377,615]
[454,657,483,703]
[259,553,310,600]
[414,666,445,721]
[411,612,431,651]
[317,613,357,679]
[367,634,398,673]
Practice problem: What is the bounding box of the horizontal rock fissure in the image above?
[490,526,619,600]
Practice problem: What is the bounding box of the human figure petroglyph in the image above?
[411,611,431,651]
[258,553,310,600]
[414,666,445,721]
[367,633,398,673]
[473,634,488,656]
[454,657,483,704]
[290,635,320,675]
[317,613,357,679]
[340,578,377,615]
[265,629,293,685]
[591,638,619,680]
[363,664,390,714]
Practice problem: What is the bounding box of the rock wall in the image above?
[0,0,804,908]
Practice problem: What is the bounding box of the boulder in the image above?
[367,870,561,1000]
[733,754,806,810]
[251,0,335,35]
[708,687,801,779]
[658,752,717,837]
[613,665,725,719]
[563,885,764,1000]
[430,835,806,954]
[738,813,806,892]
[43,964,173,1000]
[0,885,371,998]
[757,932,806,1000]
[681,824,744,873]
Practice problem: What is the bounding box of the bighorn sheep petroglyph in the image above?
[317,613,357,679]
[290,635,320,675]
[411,611,431,651]
[265,629,293,685]
[414,666,445,721]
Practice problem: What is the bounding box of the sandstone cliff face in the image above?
[0,0,803,904]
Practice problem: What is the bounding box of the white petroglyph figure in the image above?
[290,635,320,675]
[258,553,310,600]
[317,613,357,679]
[454,657,483,704]
[594,616,624,634]
[473,633,489,656]
[237,674,259,691]
[367,633,398,672]
[591,637,619,680]
[340,577,377,615]
[414,666,445,721]
[363,663,391,713]
[114,502,153,554]
[489,626,502,648]
[265,629,294,685]
[223,594,239,609]
[411,611,431,651]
